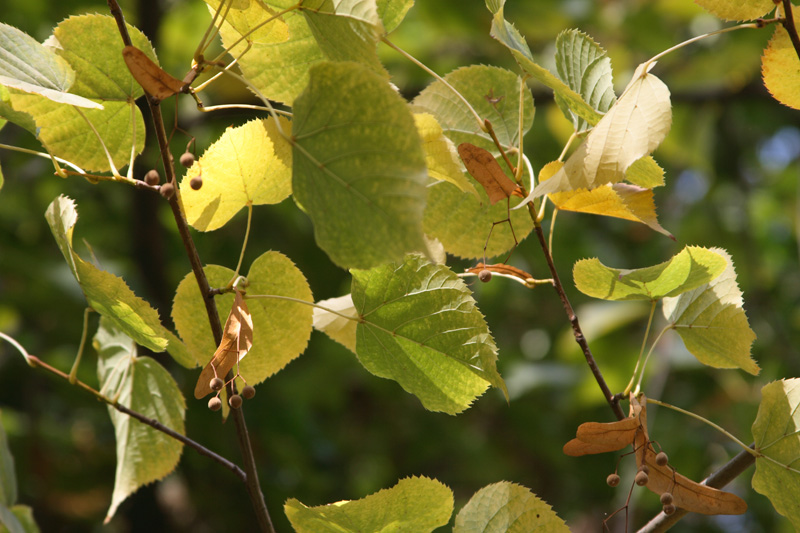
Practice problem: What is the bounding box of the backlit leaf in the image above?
[526,62,671,200]
[94,318,185,523]
[625,156,665,189]
[695,0,774,21]
[376,0,413,34]
[312,294,358,353]
[0,411,16,507]
[205,0,289,49]
[453,482,569,533]
[458,142,521,204]
[285,476,453,533]
[292,61,427,269]
[414,112,479,198]
[762,12,800,110]
[180,116,292,231]
[351,254,506,414]
[663,249,758,375]
[574,246,727,301]
[752,379,800,530]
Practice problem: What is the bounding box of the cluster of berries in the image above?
[206,377,256,411]
[144,151,201,199]
[606,451,676,515]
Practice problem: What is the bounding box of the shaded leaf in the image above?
[752,379,800,529]
[122,45,184,101]
[0,412,16,506]
[0,505,24,533]
[180,116,292,232]
[457,142,522,204]
[292,61,427,269]
[94,318,185,523]
[453,482,569,533]
[0,505,38,533]
[573,246,726,302]
[351,254,506,414]
[414,112,479,198]
[762,12,800,110]
[312,294,358,353]
[695,0,774,21]
[663,249,758,375]
[285,476,453,533]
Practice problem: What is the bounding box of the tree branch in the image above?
[781,0,800,63]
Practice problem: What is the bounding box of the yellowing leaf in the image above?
[414,113,478,198]
[527,62,672,199]
[663,248,759,375]
[312,294,358,353]
[695,0,774,21]
[181,116,292,231]
[457,142,522,204]
[762,13,800,110]
[454,482,569,533]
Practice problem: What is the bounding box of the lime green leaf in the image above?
[412,65,534,152]
[0,412,16,507]
[752,379,800,529]
[0,23,100,109]
[695,0,774,21]
[574,246,727,302]
[625,156,665,189]
[485,2,601,126]
[0,85,35,134]
[0,505,38,533]
[377,0,413,34]
[205,0,289,48]
[663,249,758,375]
[285,476,453,533]
[762,12,800,110]
[94,318,185,524]
[454,482,569,533]
[423,166,532,260]
[554,29,615,132]
[173,252,313,386]
[0,505,23,533]
[312,294,358,353]
[351,254,506,414]
[45,196,170,353]
[414,112,479,198]
[180,116,292,231]
[292,61,427,269]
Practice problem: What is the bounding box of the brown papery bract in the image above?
[122,45,185,101]
[457,142,523,204]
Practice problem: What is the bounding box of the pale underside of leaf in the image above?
[312,293,358,353]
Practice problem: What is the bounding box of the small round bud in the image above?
[229,394,243,409]
[160,182,175,199]
[145,169,160,186]
[180,152,195,167]
[655,451,668,466]
[478,269,492,283]
[209,377,224,391]
[208,396,222,411]
[190,176,203,190]
[663,503,676,515]
[638,464,650,475]
[606,473,620,487]
[635,471,649,486]
[660,492,673,506]
[242,385,256,399]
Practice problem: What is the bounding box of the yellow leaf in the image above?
[414,113,479,198]
[762,12,800,110]
[695,0,774,21]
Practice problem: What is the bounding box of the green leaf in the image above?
[695,0,774,21]
[0,23,100,109]
[0,411,16,507]
[376,0,413,34]
[454,482,569,533]
[414,112,479,198]
[312,294,358,353]
[45,196,172,353]
[0,505,38,533]
[574,246,727,302]
[173,251,313,385]
[351,254,506,414]
[292,61,428,270]
[662,249,759,375]
[625,156,665,189]
[0,505,24,533]
[752,379,800,530]
[285,476,453,533]
[0,85,35,134]
[412,65,534,152]
[554,29,615,133]
[180,116,292,231]
[94,318,185,524]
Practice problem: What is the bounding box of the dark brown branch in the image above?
[781,0,800,63]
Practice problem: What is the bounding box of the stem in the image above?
[73,106,122,178]
[0,143,86,174]
[0,331,35,367]
[245,294,358,321]
[781,0,800,63]
[232,203,253,281]
[624,301,656,395]
[68,308,93,384]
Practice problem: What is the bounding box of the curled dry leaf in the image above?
[194,290,254,399]
[466,263,534,284]
[122,45,185,101]
[457,142,523,204]
[564,393,747,516]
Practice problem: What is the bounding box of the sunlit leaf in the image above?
[180,116,292,231]
[663,249,758,375]
[458,142,522,204]
[205,0,289,49]
[526,62,671,200]
[94,318,185,524]
[285,476,453,533]
[376,0,414,34]
[752,379,800,530]
[0,412,16,507]
[695,0,774,21]
[312,294,358,353]
[625,155,665,189]
[574,246,727,301]
[414,113,479,198]
[762,12,800,110]
[453,482,569,533]
[292,61,427,269]
[351,254,506,414]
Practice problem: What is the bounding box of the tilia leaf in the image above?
[285,476,453,533]
[457,142,522,204]
[453,482,569,533]
[351,254,506,414]
[312,294,358,354]
[663,248,759,375]
[414,112,479,198]
[752,379,800,530]
[94,318,185,524]
[0,411,16,507]
[574,246,727,302]
[695,0,774,21]
[762,11,800,110]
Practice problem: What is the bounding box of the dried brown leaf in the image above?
[122,45,185,101]
[563,417,640,456]
[457,142,522,204]
[466,263,534,283]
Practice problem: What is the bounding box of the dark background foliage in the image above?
[0,1,798,531]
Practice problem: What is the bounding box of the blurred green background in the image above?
[1,0,799,531]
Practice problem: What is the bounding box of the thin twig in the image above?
[781,0,800,63]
